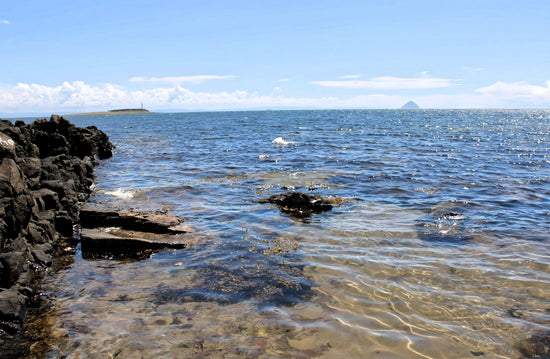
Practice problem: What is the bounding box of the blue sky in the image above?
[1,0,549,114]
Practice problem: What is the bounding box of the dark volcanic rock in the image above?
[54,211,74,237]
[260,192,333,216]
[0,158,27,197]
[30,115,114,160]
[0,251,28,288]
[0,289,27,333]
[0,115,113,344]
[31,243,53,267]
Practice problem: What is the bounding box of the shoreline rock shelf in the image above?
[79,207,192,234]
[0,116,113,344]
[79,207,195,260]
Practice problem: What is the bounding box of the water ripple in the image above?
[35,110,550,358]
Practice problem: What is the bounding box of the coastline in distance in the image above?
[65,108,151,116]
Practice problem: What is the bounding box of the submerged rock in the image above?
[516,330,550,358]
[260,192,333,216]
[153,255,312,306]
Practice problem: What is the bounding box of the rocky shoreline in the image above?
[0,115,113,355]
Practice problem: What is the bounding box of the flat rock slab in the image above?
[80,207,190,234]
[80,227,194,260]
[79,207,196,260]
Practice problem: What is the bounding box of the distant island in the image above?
[66,108,151,116]
[401,101,420,109]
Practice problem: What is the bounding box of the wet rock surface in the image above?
[260,192,333,217]
[80,207,191,234]
[0,116,113,354]
[79,207,194,260]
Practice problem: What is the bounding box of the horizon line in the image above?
[2,107,550,119]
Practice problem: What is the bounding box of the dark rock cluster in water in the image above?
[0,116,113,349]
[154,252,313,307]
[260,192,333,217]
[516,330,550,359]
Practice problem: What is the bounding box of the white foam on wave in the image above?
[272,137,297,146]
[258,154,281,163]
[104,188,135,200]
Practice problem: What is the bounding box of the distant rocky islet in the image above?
[401,101,420,109]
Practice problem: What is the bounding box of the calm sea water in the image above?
[37,110,549,358]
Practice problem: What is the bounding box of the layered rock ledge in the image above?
[79,207,195,260]
[0,115,113,338]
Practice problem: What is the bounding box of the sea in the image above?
[29,110,550,358]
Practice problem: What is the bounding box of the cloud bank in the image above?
[0,79,549,114]
[0,81,336,112]
[475,81,550,101]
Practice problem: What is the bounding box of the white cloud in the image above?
[0,80,444,111]
[277,78,289,82]
[128,75,236,84]
[311,76,456,89]
[0,81,129,110]
[475,81,550,101]
[0,81,337,111]
[1,79,549,114]
[0,20,9,25]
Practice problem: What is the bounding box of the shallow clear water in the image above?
[39,110,549,358]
